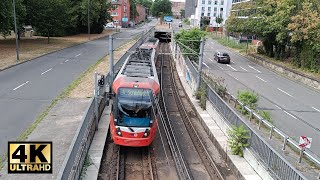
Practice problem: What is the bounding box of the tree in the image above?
[0,0,26,38]
[0,0,13,37]
[215,15,223,34]
[180,9,185,19]
[227,125,250,157]
[175,28,207,62]
[150,0,172,17]
[130,0,139,22]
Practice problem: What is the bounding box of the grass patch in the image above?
[80,154,93,179]
[217,38,247,50]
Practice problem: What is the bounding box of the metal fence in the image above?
[173,42,309,180]
[56,27,154,180]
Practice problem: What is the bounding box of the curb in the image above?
[0,31,119,72]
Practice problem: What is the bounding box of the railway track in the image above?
[156,43,193,180]
[99,42,235,180]
[116,146,155,180]
[159,43,227,180]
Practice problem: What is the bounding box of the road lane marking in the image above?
[217,65,223,70]
[277,88,293,97]
[209,58,214,62]
[203,62,209,68]
[64,59,69,62]
[283,111,297,119]
[312,107,320,112]
[41,68,52,75]
[230,74,239,81]
[226,64,237,71]
[274,105,281,109]
[248,65,261,73]
[13,81,29,91]
[75,53,81,57]
[255,76,267,82]
[240,66,248,72]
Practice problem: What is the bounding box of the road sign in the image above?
[298,136,312,148]
[122,18,128,22]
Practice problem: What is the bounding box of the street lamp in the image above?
[12,0,19,61]
[87,0,90,40]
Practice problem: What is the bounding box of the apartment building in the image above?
[172,1,185,19]
[193,0,232,28]
[110,0,131,27]
[135,4,146,24]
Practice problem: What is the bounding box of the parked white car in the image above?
[104,22,114,28]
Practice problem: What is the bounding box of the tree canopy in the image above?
[1,0,112,41]
[150,0,172,17]
[175,28,207,62]
[226,0,320,71]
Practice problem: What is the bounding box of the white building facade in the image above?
[193,0,233,28]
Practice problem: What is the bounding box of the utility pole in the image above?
[13,0,19,61]
[196,37,205,91]
[87,0,90,40]
[109,35,114,85]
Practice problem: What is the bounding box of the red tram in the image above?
[110,37,160,147]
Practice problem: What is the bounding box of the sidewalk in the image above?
[172,48,271,179]
[0,98,91,179]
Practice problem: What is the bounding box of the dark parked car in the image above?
[214,51,230,64]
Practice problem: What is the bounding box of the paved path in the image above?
[0,20,157,156]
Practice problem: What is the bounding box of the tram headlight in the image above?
[116,127,122,136]
[142,129,150,138]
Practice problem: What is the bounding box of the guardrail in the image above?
[57,27,154,180]
[172,41,310,180]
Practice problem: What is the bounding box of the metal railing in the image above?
[173,43,311,180]
[57,27,154,180]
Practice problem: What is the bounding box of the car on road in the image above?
[179,22,182,27]
[104,22,114,28]
[214,51,230,64]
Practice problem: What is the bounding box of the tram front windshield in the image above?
[117,88,153,127]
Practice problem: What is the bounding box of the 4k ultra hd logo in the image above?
[8,142,52,173]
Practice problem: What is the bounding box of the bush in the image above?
[227,125,250,157]
[237,90,258,110]
[258,110,273,124]
[195,85,207,110]
[183,19,190,25]
[257,45,265,54]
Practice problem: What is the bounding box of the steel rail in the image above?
[169,51,225,180]
[156,44,192,180]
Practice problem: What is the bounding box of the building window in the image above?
[214,7,217,11]
[214,1,217,5]
[221,0,224,5]
[202,7,205,11]
[111,12,118,16]
[220,13,223,17]
[201,13,204,16]
[208,1,212,4]
[213,12,216,17]
[220,8,223,11]
[207,13,210,16]
[208,7,211,11]
[202,0,205,4]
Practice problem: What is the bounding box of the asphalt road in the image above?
[202,39,320,157]
[0,20,157,155]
